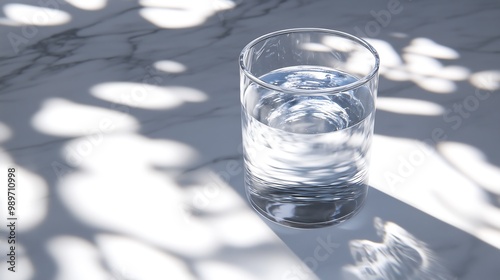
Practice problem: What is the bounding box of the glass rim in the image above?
[239,28,380,95]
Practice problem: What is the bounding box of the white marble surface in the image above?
[0,0,499,279]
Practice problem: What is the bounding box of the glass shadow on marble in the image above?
[258,186,500,280]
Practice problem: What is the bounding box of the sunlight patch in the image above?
[470,70,500,91]
[0,121,12,142]
[154,60,187,74]
[138,0,235,29]
[438,141,500,195]
[404,38,459,59]
[377,97,445,116]
[47,236,110,280]
[364,38,402,69]
[31,98,139,137]
[3,4,71,26]
[322,36,356,52]
[14,168,49,231]
[64,0,107,11]
[139,0,236,11]
[412,76,456,93]
[97,235,195,280]
[403,53,443,76]
[196,261,258,280]
[90,82,207,110]
[57,134,220,257]
[300,42,332,52]
[0,17,21,26]
[0,244,33,279]
[139,7,207,29]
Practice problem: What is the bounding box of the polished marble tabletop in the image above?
[0,0,499,279]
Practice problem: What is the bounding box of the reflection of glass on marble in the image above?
[343,217,454,280]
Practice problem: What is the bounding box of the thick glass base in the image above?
[246,184,368,229]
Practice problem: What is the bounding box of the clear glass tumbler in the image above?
[239,28,379,228]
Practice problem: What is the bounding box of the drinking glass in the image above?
[239,28,379,228]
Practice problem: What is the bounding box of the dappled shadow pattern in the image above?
[0,0,499,279]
